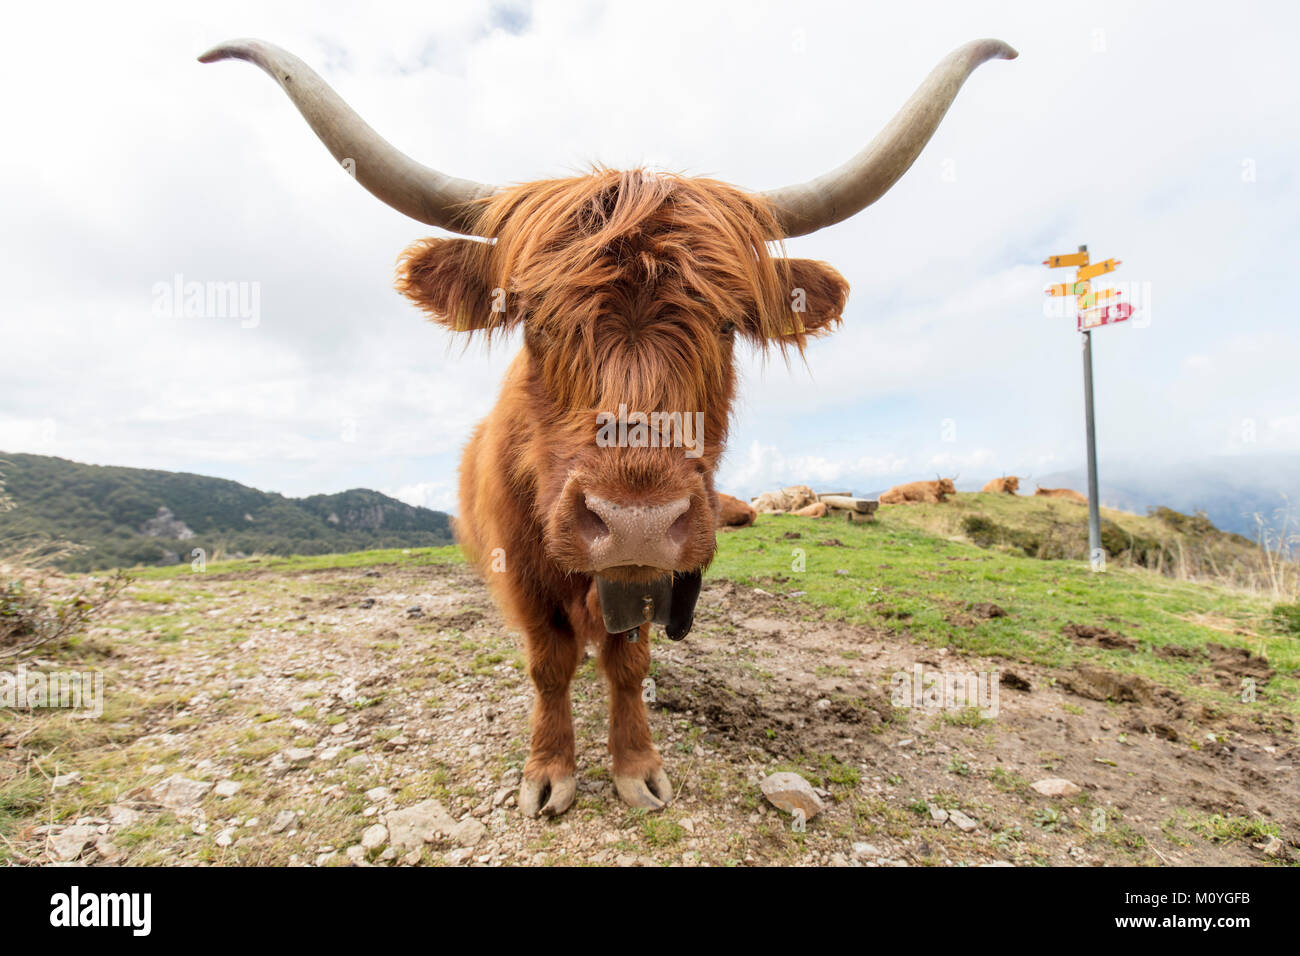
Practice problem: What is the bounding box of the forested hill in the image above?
[0,452,453,572]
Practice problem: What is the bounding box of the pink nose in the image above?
[579,493,692,571]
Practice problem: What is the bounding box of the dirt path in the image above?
[5,560,1296,866]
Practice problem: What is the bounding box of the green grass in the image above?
[1190,813,1280,844]
[709,506,1299,715]
[128,544,464,580]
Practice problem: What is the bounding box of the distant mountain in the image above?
[0,452,453,572]
[1014,454,1300,544]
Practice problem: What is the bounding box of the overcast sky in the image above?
[2,1,1297,511]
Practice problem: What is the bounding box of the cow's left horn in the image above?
[759,39,1017,238]
[199,39,496,236]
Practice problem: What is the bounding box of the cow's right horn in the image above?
[199,39,497,236]
[759,38,1017,238]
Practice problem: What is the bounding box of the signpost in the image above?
[1043,244,1129,572]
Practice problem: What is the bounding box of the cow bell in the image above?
[595,570,702,642]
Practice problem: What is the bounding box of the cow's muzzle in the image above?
[595,570,703,642]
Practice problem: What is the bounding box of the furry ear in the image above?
[396,237,514,333]
[778,258,850,339]
[739,258,849,345]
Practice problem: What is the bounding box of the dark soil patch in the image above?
[1063,623,1137,651]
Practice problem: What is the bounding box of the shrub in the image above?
[1271,602,1300,636]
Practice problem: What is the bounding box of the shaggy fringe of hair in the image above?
[401,168,837,413]
[496,167,811,392]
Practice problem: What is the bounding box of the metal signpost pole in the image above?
[1078,246,1103,571]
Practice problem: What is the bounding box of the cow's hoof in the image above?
[519,773,576,818]
[614,767,673,811]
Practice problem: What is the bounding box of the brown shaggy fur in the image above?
[717,492,757,528]
[982,476,1020,494]
[395,170,849,814]
[1035,486,1088,504]
[879,478,957,505]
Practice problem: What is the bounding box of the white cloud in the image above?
[383,480,458,513]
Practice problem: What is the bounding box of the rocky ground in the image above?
[3,558,1295,867]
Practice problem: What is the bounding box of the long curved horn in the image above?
[760,39,1017,238]
[198,38,496,236]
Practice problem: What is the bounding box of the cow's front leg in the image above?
[519,618,582,818]
[599,622,673,811]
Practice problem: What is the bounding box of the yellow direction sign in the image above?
[1047,280,1090,297]
[1077,288,1121,309]
[1043,252,1090,268]
[1076,258,1121,281]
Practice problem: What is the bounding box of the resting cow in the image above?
[879,478,956,504]
[982,476,1020,494]
[201,37,1015,816]
[716,493,756,528]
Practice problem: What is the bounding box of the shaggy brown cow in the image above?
[879,478,957,504]
[201,37,1015,816]
[982,476,1020,494]
[1035,487,1088,504]
[716,493,756,528]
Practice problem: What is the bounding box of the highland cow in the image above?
[982,476,1020,494]
[201,37,1015,816]
[879,478,957,504]
[716,493,757,528]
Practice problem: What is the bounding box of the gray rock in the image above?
[948,809,978,832]
[49,825,98,862]
[270,810,297,833]
[385,799,457,851]
[364,786,391,803]
[345,845,368,864]
[450,817,487,848]
[214,780,241,798]
[851,842,880,859]
[759,772,825,819]
[107,805,141,826]
[929,806,949,824]
[282,748,315,764]
[361,823,388,850]
[1030,778,1082,797]
[1258,836,1286,859]
[93,835,124,862]
[151,775,212,809]
[51,773,82,790]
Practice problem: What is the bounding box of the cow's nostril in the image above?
[667,508,693,545]
[575,496,610,544]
